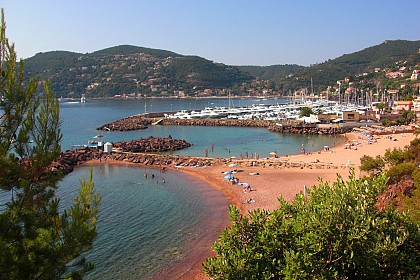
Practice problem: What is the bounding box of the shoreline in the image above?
[82,131,416,279]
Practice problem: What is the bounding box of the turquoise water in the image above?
[57,165,227,279]
[60,98,342,158]
[1,98,344,279]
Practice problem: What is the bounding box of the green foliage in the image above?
[21,37,420,98]
[386,162,416,184]
[23,47,253,98]
[237,64,304,80]
[203,171,420,279]
[383,147,415,166]
[167,56,251,88]
[360,155,385,174]
[401,169,420,222]
[0,10,99,279]
[92,44,181,58]
[398,109,416,125]
[299,106,314,117]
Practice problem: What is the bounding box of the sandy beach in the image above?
[177,131,415,214]
[84,131,416,279]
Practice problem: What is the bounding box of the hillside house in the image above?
[393,101,413,112]
[386,71,404,78]
[411,70,420,81]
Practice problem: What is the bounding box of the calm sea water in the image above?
[60,98,342,158]
[2,97,344,279]
[56,165,227,279]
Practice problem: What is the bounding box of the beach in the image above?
[177,131,414,213]
[85,131,416,279]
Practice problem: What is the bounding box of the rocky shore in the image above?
[97,115,353,135]
[49,136,192,175]
[49,145,342,176]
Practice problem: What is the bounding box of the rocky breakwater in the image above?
[158,118,272,128]
[268,123,352,135]
[48,136,192,174]
[112,136,192,153]
[96,115,351,136]
[97,115,152,131]
[97,116,272,131]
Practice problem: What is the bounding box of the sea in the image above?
[1,97,344,279]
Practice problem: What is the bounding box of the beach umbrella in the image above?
[228,163,238,167]
[269,151,277,155]
[224,171,233,174]
[224,175,233,179]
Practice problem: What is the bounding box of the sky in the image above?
[1,0,419,66]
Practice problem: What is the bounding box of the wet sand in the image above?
[84,131,416,279]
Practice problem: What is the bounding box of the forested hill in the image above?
[91,45,181,58]
[23,40,420,98]
[23,45,252,98]
[237,64,305,81]
[276,40,420,92]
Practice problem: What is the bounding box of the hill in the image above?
[276,40,420,93]
[22,40,420,98]
[23,45,252,98]
[237,64,304,80]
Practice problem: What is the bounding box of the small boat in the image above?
[111,147,123,153]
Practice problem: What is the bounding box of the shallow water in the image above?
[57,165,228,279]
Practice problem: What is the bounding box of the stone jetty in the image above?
[97,115,352,135]
[49,136,192,175]
[112,136,191,153]
[97,116,152,131]
[267,123,352,135]
[49,145,342,177]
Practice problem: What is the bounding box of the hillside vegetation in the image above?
[23,45,251,98]
[276,40,420,93]
[22,40,420,98]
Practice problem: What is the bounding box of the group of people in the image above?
[144,172,165,184]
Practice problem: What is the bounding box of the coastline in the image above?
[83,131,416,279]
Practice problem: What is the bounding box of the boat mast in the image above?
[310,77,314,96]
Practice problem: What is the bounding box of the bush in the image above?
[360,155,385,174]
[386,162,416,184]
[203,171,420,279]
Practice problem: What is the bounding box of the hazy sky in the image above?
[2,0,419,66]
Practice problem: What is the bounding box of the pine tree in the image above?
[0,9,100,279]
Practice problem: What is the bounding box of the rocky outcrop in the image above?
[50,136,192,174]
[112,136,191,153]
[376,175,415,211]
[97,116,152,131]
